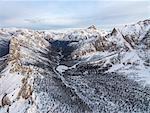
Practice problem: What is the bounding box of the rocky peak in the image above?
[137,19,150,27]
[110,28,118,36]
[87,25,97,30]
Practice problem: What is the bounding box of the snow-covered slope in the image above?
[0,19,150,113]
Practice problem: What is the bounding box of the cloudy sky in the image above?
[0,0,149,30]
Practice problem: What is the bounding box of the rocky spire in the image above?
[111,28,118,36]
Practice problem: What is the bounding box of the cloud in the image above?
[25,17,80,26]
[0,0,149,29]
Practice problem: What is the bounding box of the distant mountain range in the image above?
[0,19,150,113]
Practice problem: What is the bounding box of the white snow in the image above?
[56,65,69,73]
[0,19,150,113]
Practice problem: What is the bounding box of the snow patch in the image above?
[56,65,69,73]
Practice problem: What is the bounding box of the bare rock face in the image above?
[17,77,33,99]
[0,19,150,113]
[71,43,97,59]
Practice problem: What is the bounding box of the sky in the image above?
[0,0,149,30]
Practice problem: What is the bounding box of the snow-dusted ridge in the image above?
[0,19,150,113]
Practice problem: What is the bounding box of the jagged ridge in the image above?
[0,19,150,113]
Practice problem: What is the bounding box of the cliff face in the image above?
[0,30,51,113]
[0,19,150,113]
[8,30,50,74]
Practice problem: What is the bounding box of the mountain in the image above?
[0,19,150,113]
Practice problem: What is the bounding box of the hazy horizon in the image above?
[0,0,149,30]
